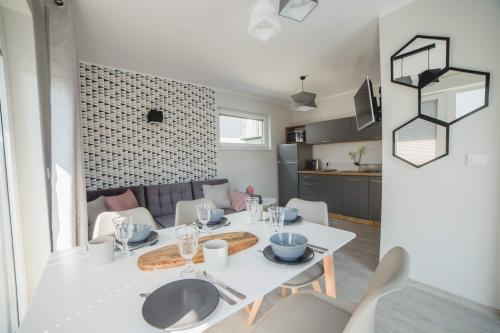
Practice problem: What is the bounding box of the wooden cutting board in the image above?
[137,231,258,271]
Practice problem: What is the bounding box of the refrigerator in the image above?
[278,143,312,206]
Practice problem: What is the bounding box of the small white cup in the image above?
[87,236,115,267]
[203,240,228,271]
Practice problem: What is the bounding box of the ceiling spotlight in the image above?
[290,76,317,112]
[248,0,281,42]
[279,0,318,22]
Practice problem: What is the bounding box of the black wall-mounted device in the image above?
[147,109,164,123]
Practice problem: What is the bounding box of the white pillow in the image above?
[87,196,108,239]
[202,183,231,209]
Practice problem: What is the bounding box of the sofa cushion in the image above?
[103,189,140,211]
[202,183,231,209]
[145,182,193,218]
[154,215,176,228]
[223,208,237,215]
[87,186,146,208]
[192,179,229,199]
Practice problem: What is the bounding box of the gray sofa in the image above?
[87,179,260,229]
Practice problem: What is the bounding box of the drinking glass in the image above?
[175,224,200,278]
[246,197,261,223]
[268,206,285,232]
[196,202,212,233]
[113,216,134,257]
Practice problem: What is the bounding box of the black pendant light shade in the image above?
[279,0,318,22]
[290,76,317,112]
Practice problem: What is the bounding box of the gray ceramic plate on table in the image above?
[284,216,303,225]
[263,245,314,265]
[142,279,219,330]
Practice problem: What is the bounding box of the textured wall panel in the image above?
[79,62,217,190]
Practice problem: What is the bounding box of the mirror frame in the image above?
[391,35,450,89]
[392,115,450,168]
[418,66,491,126]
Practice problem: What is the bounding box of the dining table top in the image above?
[19,211,356,333]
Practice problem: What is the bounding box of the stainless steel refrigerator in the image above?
[278,143,312,206]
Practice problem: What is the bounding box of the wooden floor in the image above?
[207,220,500,333]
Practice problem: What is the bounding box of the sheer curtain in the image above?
[46,0,87,250]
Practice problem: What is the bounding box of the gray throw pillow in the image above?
[202,183,231,209]
[87,196,108,239]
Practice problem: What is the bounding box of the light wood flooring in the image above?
[207,220,500,333]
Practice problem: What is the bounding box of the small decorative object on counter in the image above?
[349,146,366,167]
[246,185,254,195]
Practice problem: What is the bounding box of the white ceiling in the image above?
[75,0,414,104]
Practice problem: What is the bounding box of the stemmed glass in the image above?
[268,206,285,232]
[113,216,134,257]
[196,202,212,233]
[175,224,200,278]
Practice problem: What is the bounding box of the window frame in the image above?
[217,108,271,150]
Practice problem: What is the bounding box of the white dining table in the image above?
[19,211,355,333]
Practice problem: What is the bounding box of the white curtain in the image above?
[46,0,87,250]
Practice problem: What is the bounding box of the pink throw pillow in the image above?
[103,189,139,211]
[229,191,250,212]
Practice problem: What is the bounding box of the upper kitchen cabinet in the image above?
[350,118,382,141]
[305,117,352,144]
[306,117,381,145]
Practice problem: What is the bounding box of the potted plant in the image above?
[348,146,366,168]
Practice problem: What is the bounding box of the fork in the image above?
[195,271,236,305]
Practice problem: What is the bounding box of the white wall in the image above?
[291,87,382,170]
[216,90,291,199]
[379,0,500,309]
[0,3,51,318]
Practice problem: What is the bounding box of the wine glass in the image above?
[175,224,200,278]
[113,216,134,257]
[196,202,212,233]
[268,206,285,232]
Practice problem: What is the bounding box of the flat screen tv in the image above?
[354,77,378,131]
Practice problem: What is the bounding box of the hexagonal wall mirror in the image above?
[419,67,490,125]
[391,35,449,89]
[393,116,449,168]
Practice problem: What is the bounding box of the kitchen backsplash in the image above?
[312,140,382,171]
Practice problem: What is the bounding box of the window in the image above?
[218,108,270,149]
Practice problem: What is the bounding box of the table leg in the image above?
[312,280,322,293]
[246,297,264,325]
[323,255,336,298]
[280,287,287,298]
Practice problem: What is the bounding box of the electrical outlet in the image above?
[466,153,486,167]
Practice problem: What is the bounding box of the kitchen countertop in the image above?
[299,170,382,177]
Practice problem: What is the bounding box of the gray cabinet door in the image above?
[322,176,342,213]
[342,176,369,219]
[305,122,324,144]
[350,117,382,141]
[305,118,352,144]
[278,162,298,206]
[369,177,382,221]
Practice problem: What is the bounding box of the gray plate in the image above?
[142,279,219,330]
[196,216,228,226]
[116,231,158,247]
[284,215,303,225]
[263,245,314,265]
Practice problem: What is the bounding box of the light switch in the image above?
[466,153,486,167]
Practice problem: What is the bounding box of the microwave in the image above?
[287,129,305,143]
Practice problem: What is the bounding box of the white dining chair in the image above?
[251,246,411,333]
[92,207,157,239]
[282,198,329,296]
[174,198,215,226]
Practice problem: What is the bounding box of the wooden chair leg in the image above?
[312,280,322,293]
[281,287,287,298]
[324,255,337,297]
[246,297,264,325]
[291,287,299,295]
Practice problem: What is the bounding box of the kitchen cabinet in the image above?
[299,174,342,213]
[350,118,382,141]
[305,118,352,144]
[368,177,382,221]
[306,117,381,145]
[342,176,369,220]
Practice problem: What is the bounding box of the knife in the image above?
[203,271,246,300]
[309,244,328,252]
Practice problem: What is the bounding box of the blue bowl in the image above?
[209,208,224,223]
[269,232,308,261]
[129,224,152,242]
[284,207,299,222]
